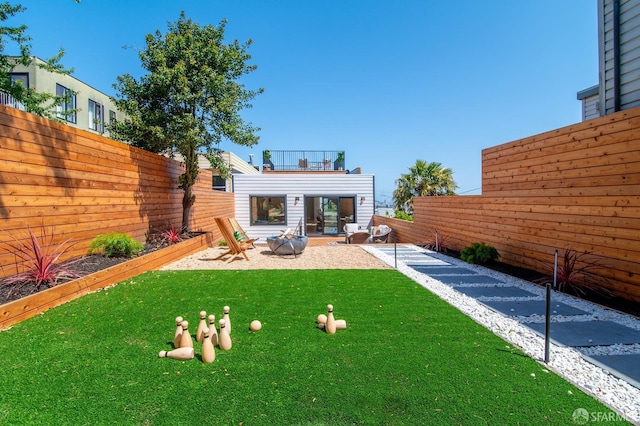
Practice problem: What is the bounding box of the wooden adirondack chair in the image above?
[229,217,259,248]
[214,217,253,264]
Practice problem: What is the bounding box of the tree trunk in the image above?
[181,185,195,232]
[180,140,198,233]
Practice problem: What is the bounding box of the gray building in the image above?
[3,56,121,136]
[578,0,640,119]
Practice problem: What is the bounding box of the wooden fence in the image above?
[375,106,640,303]
[0,106,234,279]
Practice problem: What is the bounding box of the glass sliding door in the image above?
[304,196,356,236]
[339,197,355,231]
[322,197,339,234]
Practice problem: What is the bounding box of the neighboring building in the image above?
[232,150,375,241]
[576,85,600,121]
[171,151,260,192]
[214,152,261,191]
[578,0,640,119]
[3,56,122,136]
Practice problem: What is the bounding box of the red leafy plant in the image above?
[422,231,449,253]
[158,224,184,244]
[537,248,611,297]
[1,223,80,297]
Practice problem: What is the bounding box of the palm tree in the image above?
[393,160,457,215]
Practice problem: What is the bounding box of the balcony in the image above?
[0,91,26,111]
[262,150,345,171]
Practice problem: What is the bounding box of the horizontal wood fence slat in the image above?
[0,106,234,279]
[376,106,640,303]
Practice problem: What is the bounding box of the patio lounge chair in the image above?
[348,232,371,244]
[370,225,392,243]
[343,223,360,244]
[229,217,259,248]
[214,217,253,264]
[344,223,369,244]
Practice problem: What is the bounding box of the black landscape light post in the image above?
[544,250,558,363]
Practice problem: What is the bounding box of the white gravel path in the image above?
[363,245,640,425]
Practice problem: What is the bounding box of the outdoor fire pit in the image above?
[266,235,309,257]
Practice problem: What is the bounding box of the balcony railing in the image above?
[262,150,345,171]
[0,91,26,111]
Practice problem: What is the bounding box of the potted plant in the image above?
[263,150,272,170]
[336,151,345,170]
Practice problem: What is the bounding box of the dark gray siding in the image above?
[599,0,640,114]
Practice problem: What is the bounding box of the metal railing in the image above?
[0,91,26,111]
[262,150,345,171]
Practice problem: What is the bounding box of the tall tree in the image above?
[0,2,75,119]
[393,160,457,215]
[111,13,262,231]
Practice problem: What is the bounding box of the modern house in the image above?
[2,56,122,136]
[171,149,374,241]
[577,0,640,120]
[232,150,375,241]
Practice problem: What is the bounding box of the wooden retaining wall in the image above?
[376,106,640,303]
[0,106,234,279]
[0,233,212,329]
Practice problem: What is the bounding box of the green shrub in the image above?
[460,242,499,264]
[393,210,413,221]
[88,233,144,258]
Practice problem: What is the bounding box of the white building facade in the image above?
[232,173,375,242]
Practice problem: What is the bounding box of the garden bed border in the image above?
[0,232,213,330]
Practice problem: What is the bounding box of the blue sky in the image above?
[10,1,598,203]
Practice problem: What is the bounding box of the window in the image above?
[9,73,29,88]
[212,175,226,191]
[250,196,286,225]
[88,99,104,133]
[2,73,29,110]
[56,84,76,123]
[109,110,117,125]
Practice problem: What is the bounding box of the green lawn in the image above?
[0,270,626,425]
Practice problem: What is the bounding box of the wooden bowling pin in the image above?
[223,306,231,335]
[158,347,195,360]
[218,319,232,350]
[318,319,347,330]
[179,320,193,348]
[325,304,336,334]
[202,327,215,363]
[173,316,183,348]
[208,314,218,347]
[316,314,327,325]
[196,310,207,343]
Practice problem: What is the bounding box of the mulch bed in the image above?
[0,233,200,305]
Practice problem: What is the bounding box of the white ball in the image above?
[250,320,262,331]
